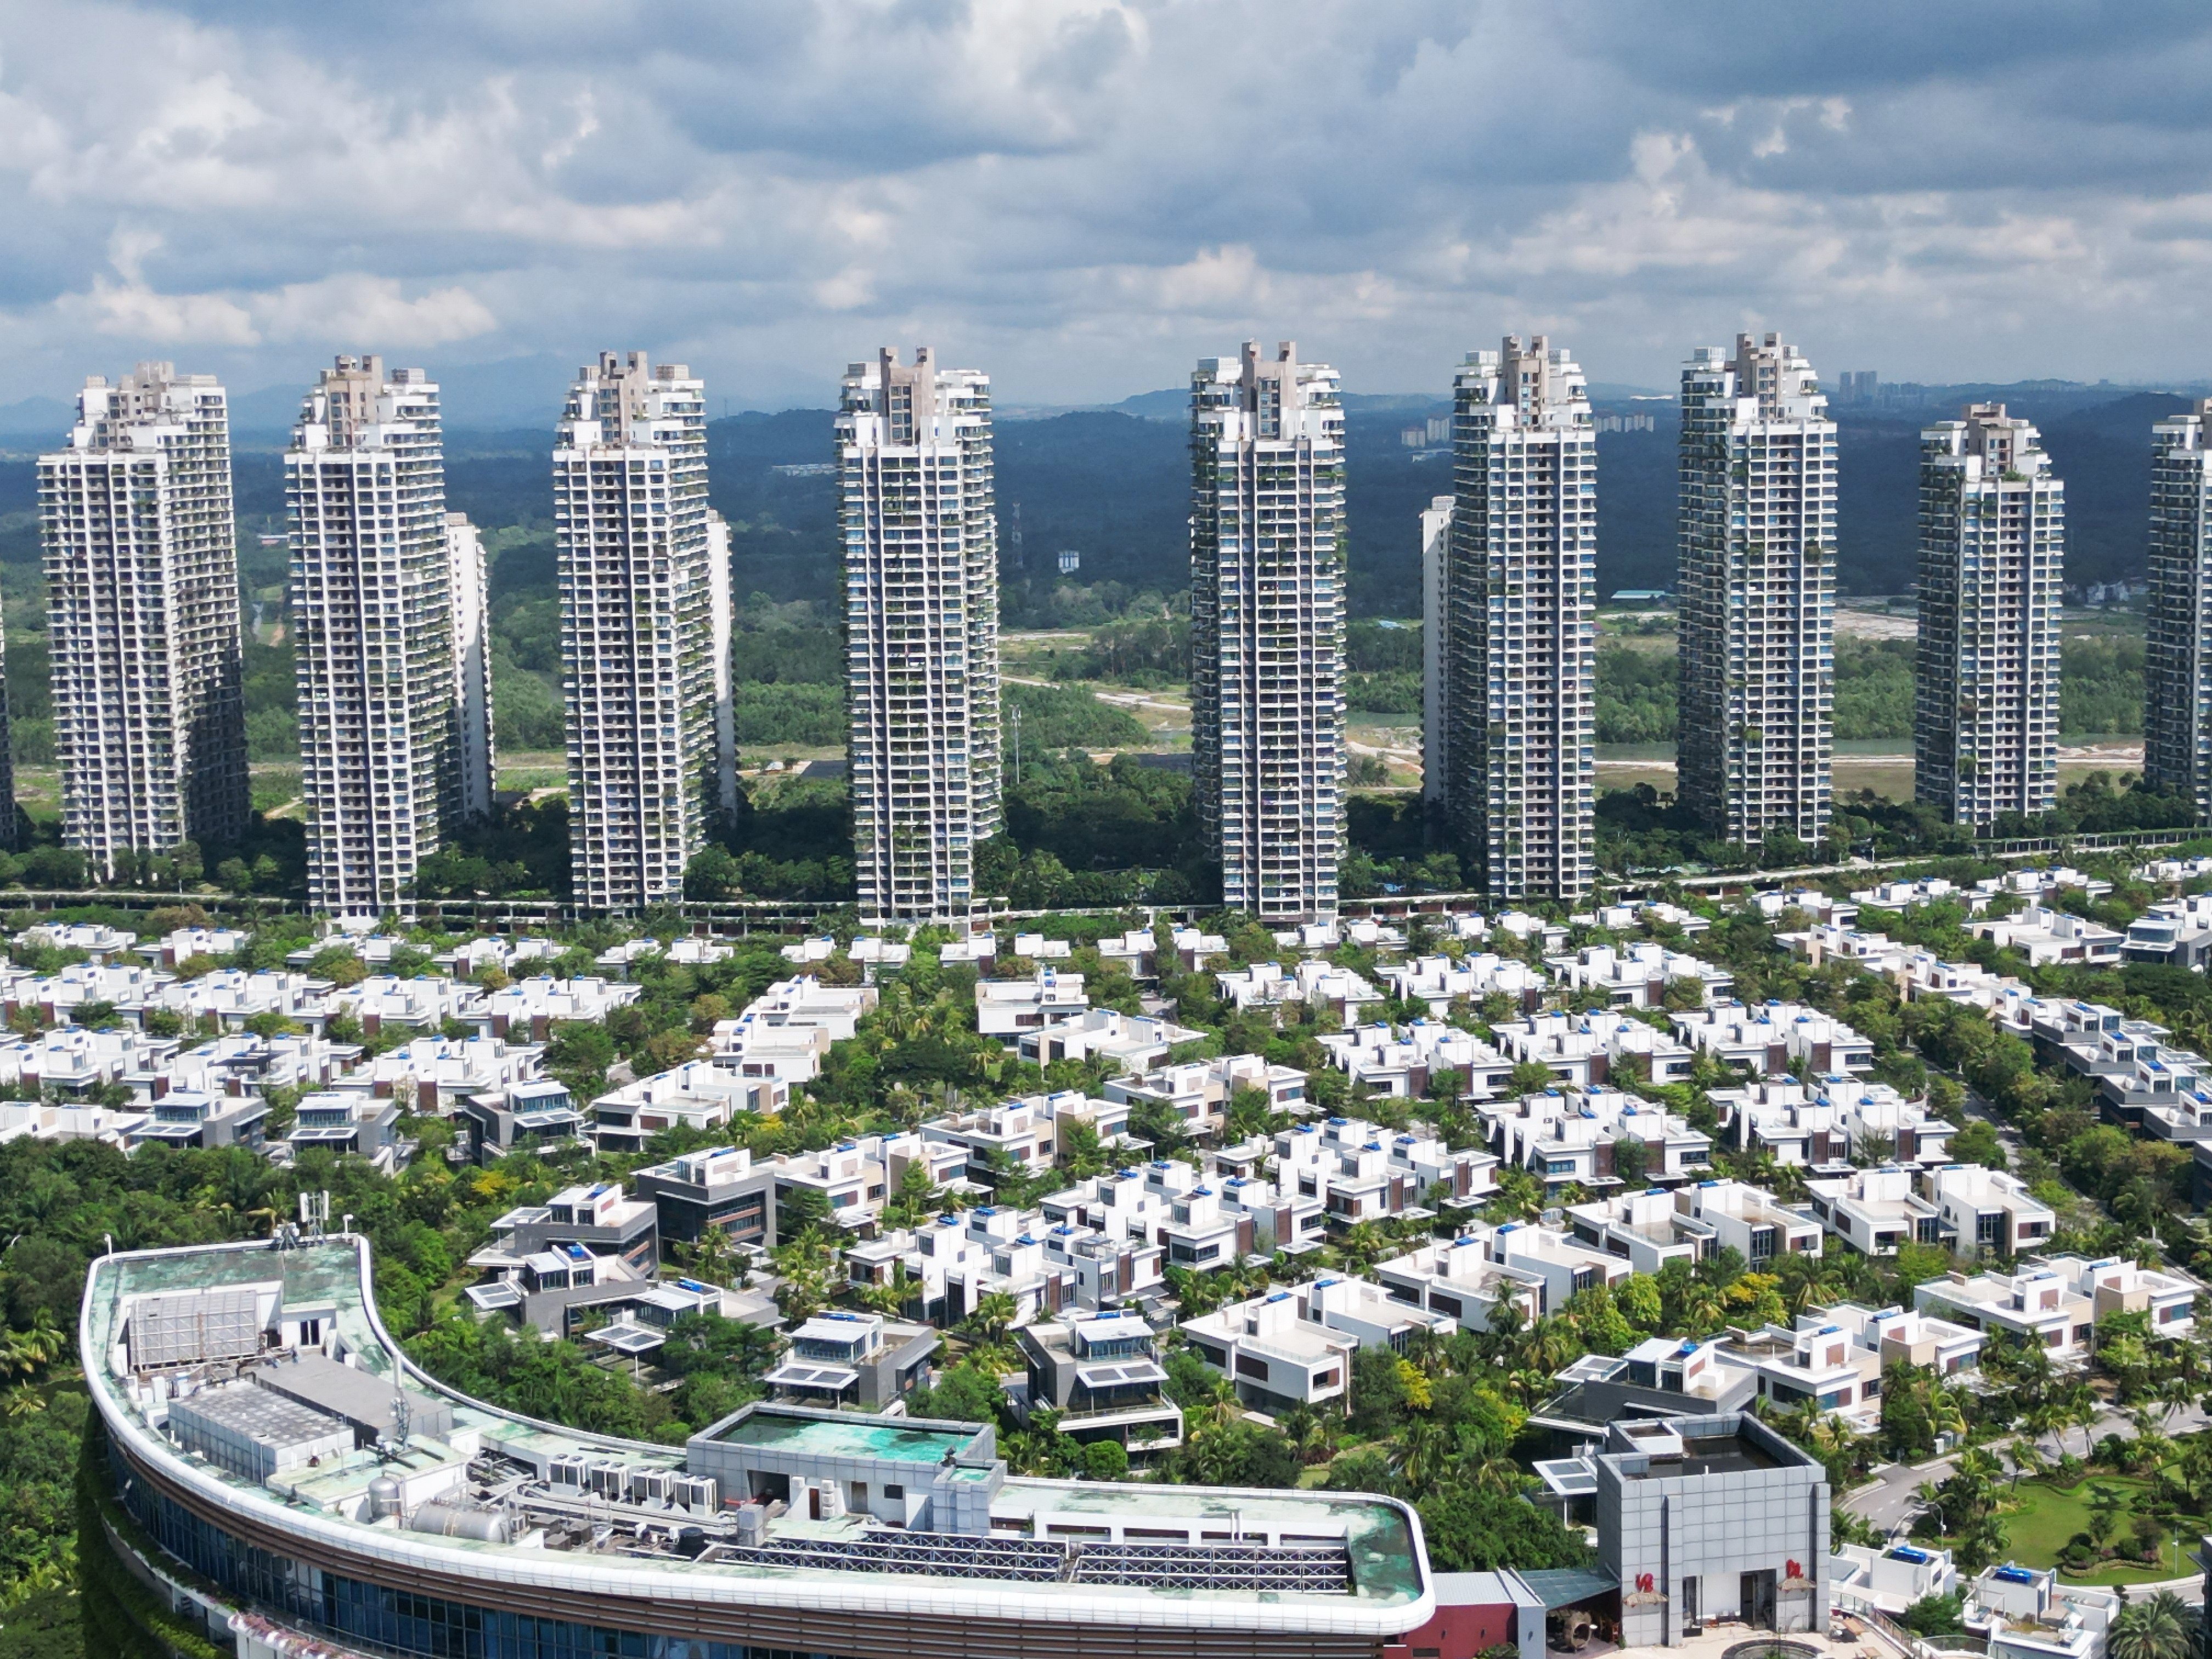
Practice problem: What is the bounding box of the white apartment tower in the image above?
[39,363,248,873]
[1677,333,1837,849]
[1443,336,1596,901]
[447,512,497,823]
[1419,494,1454,806]
[2144,400,2212,819]
[287,358,496,912]
[554,352,733,910]
[1190,341,1347,919]
[837,347,1001,922]
[1915,404,2064,827]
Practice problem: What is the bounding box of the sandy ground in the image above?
[1833,607,1917,640]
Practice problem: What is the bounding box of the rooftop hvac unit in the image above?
[588,1462,630,1500]
[548,1454,590,1490]
[674,1475,718,1514]
[631,1469,675,1504]
[127,1287,264,1371]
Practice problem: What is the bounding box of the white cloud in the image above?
[2,2,2212,407]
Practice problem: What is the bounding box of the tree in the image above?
[776,1184,832,1243]
[2086,1483,2128,1548]
[2108,1592,2194,1659]
[1901,1594,1966,1638]
[966,1291,1019,1346]
[1948,1120,2008,1171]
[1080,1438,1129,1481]
[913,1361,1006,1426]
[1415,1485,1591,1573]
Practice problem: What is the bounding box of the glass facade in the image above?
[122,1469,860,1659]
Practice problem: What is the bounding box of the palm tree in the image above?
[966,1291,1020,1347]
[2158,1372,2195,1428]
[2007,1437,2048,1490]
[2108,1591,2193,1659]
[1683,1284,1727,1336]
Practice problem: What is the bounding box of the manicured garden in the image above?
[1993,1476,2192,1586]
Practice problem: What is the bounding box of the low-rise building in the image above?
[1750,888,1858,928]
[1545,942,1731,1009]
[1372,1235,1544,1334]
[1014,1008,1201,1073]
[1803,1165,1946,1256]
[633,1144,782,1255]
[0,1097,147,1146]
[1103,1053,1307,1138]
[761,1311,936,1410]
[1900,951,2018,1008]
[1214,960,1383,1025]
[154,926,250,967]
[1018,1311,1183,1456]
[141,969,341,1034]
[1914,1266,2095,1358]
[1715,1075,1953,1169]
[1965,1562,2118,1659]
[1273,1116,1498,1222]
[1480,1086,1713,1192]
[591,1062,786,1154]
[2042,1253,2197,1339]
[455,1079,590,1161]
[1383,953,1547,1016]
[1852,877,1980,913]
[975,967,1088,1036]
[2122,894,2212,969]
[1671,1000,1873,1076]
[1493,1009,1695,1089]
[1926,1163,2056,1258]
[480,976,644,1042]
[1973,866,2113,906]
[1182,1277,1446,1412]
[170,1030,362,1101]
[1816,1300,1984,1378]
[1320,1020,1515,1100]
[331,1033,541,1116]
[127,1089,268,1152]
[920,1091,1128,1181]
[1592,1413,1830,1645]
[1776,923,1914,975]
[17,921,138,961]
[1472,1219,1634,1312]
[773,1133,968,1235]
[283,1091,404,1171]
[336,974,484,1040]
[1968,906,2123,968]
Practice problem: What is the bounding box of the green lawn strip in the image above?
[1991,1477,2191,1585]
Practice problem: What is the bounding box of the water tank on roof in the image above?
[368,1475,403,1520]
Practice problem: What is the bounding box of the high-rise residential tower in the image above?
[287,357,496,913]
[1915,404,2064,827]
[1442,336,1597,901]
[1419,494,1453,807]
[40,363,248,875]
[837,347,1001,922]
[1677,332,1837,850]
[446,512,497,824]
[2145,399,2212,820]
[1190,341,1347,918]
[554,352,732,911]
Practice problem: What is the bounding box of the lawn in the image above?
[1996,1476,2193,1585]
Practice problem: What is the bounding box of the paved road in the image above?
[1846,1405,2209,1537]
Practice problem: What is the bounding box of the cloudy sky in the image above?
[4,0,2212,420]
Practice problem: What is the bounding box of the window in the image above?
[1235,1354,1269,1381]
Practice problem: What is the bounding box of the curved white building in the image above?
[84,1238,1430,1659]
